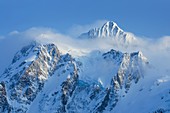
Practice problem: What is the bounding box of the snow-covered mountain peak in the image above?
[103,21,117,26]
[0,42,80,112]
[103,49,148,64]
[101,21,122,33]
[11,41,38,64]
[79,21,136,44]
[130,51,148,63]
[1,20,169,113]
[1,42,61,84]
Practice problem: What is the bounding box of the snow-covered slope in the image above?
[0,21,170,113]
[27,48,149,113]
[0,42,61,112]
[79,21,136,44]
[112,73,170,113]
[0,42,153,113]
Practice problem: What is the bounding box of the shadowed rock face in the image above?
[0,82,11,113]
[0,42,148,113]
[0,43,61,112]
[92,49,148,112]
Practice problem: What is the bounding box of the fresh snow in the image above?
[0,21,170,113]
[27,69,68,113]
[112,68,170,113]
[78,50,119,87]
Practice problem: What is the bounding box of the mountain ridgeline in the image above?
[79,21,136,44]
[0,21,169,113]
[0,42,148,113]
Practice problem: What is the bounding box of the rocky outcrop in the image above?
[0,42,148,113]
[0,82,11,113]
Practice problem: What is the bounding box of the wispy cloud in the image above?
[67,20,108,37]
[0,21,170,76]
[0,36,4,40]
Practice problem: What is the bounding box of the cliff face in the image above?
[0,43,61,112]
[0,42,149,113]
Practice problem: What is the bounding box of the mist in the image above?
[0,26,170,77]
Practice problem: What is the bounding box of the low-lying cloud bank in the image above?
[0,24,170,76]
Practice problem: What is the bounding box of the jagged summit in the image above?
[79,21,135,44]
[0,42,78,112]
[100,21,123,36]
[0,41,149,113]
[0,21,169,113]
[1,39,169,113]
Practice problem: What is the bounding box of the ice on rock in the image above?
[79,21,136,44]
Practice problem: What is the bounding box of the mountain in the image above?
[0,42,61,112]
[79,21,136,44]
[0,42,151,113]
[0,21,170,113]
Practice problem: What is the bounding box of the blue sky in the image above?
[0,0,170,38]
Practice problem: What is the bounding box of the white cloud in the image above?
[0,21,170,77]
[67,20,108,37]
[0,36,4,40]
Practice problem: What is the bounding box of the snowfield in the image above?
[0,21,170,113]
